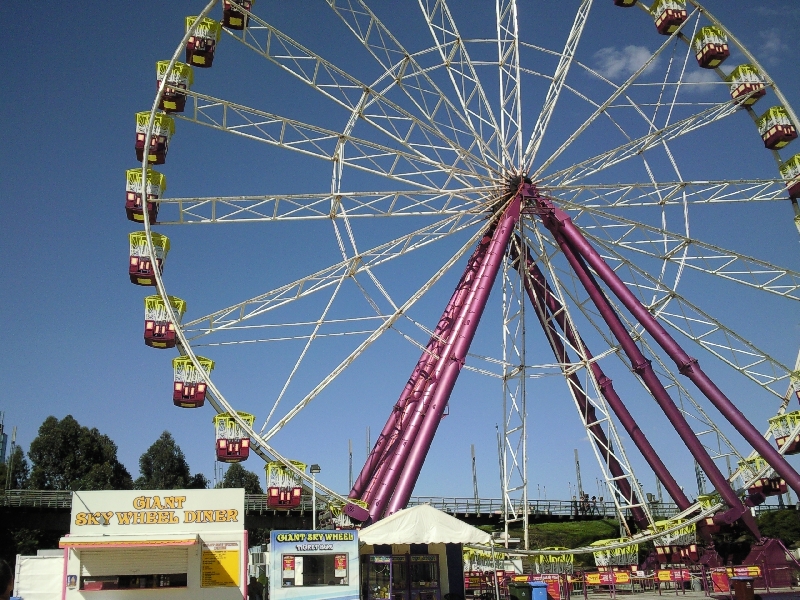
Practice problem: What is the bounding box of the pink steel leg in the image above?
[534,197,759,535]
[513,241,692,512]
[357,227,497,508]
[384,188,524,515]
[549,201,800,499]
[349,232,489,499]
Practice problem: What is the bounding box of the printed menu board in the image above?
[201,541,240,587]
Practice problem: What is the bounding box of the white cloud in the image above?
[679,69,722,95]
[758,28,789,66]
[593,45,659,80]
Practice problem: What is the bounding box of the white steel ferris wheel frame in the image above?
[139,0,800,551]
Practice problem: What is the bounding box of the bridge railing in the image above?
[2,489,790,520]
[1,489,73,508]
[406,496,683,519]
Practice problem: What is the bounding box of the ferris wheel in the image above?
[128,0,800,551]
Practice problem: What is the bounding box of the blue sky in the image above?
[1,0,799,505]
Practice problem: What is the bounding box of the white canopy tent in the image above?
[359,504,492,546]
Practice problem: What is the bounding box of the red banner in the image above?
[656,569,691,582]
[710,567,729,593]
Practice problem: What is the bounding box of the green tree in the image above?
[136,431,207,490]
[0,445,30,489]
[757,509,800,547]
[28,415,133,490]
[216,463,263,494]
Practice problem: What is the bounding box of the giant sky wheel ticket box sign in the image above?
[270,530,359,600]
[60,489,247,600]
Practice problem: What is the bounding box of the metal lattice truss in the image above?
[137,0,800,541]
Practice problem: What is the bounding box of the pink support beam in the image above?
[355,220,498,508]
[513,240,691,516]
[349,231,491,499]
[534,197,759,536]
[510,242,650,529]
[540,196,800,498]
[383,190,524,515]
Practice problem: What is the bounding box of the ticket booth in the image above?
[269,530,360,600]
[60,489,247,600]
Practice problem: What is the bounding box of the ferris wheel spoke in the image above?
[539,96,743,187]
[522,0,593,170]
[260,275,346,434]
[572,204,800,300]
[324,0,503,171]
[417,0,504,164]
[533,14,698,180]
[584,234,795,399]
[223,9,490,179]
[181,212,483,335]
[260,223,490,442]
[496,0,523,166]
[549,179,789,209]
[152,189,486,224]
[176,88,481,190]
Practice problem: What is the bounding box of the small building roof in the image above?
[359,504,491,546]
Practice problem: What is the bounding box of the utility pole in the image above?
[348,439,353,490]
[574,448,584,499]
[694,460,706,496]
[471,444,479,514]
[5,427,17,490]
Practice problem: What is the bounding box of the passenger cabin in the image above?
[172,356,215,408]
[125,168,166,223]
[780,154,800,199]
[768,411,800,455]
[757,106,798,150]
[135,112,175,165]
[214,412,255,462]
[223,1,252,30]
[128,231,170,286]
[747,477,787,507]
[697,494,722,535]
[143,295,186,349]
[655,545,699,564]
[726,64,766,106]
[156,61,194,113]
[265,460,306,509]
[650,0,687,36]
[185,16,222,68]
[692,26,729,69]
[613,0,637,7]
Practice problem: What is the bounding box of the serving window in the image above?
[79,548,188,590]
[281,553,349,587]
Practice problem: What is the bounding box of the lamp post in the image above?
[310,464,321,530]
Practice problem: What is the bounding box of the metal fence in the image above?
[1,489,793,520]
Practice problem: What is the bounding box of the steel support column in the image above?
[513,241,692,513]
[385,191,523,515]
[534,198,759,536]
[550,203,800,500]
